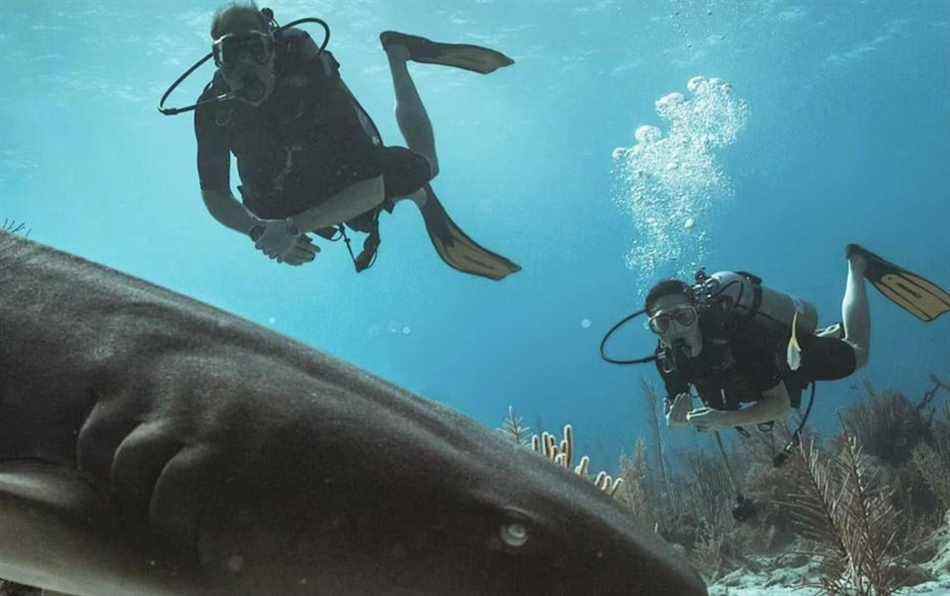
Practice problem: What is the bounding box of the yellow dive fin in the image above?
[419,185,521,281]
[847,244,950,322]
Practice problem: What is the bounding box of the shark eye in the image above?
[500,522,529,547]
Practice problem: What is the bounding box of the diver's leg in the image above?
[290,176,386,232]
[842,253,870,369]
[380,40,520,281]
[392,188,428,208]
[384,44,440,184]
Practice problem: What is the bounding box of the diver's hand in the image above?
[686,407,737,432]
[666,393,692,428]
[280,234,320,266]
[255,219,301,261]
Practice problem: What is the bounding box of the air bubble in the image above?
[687,76,706,93]
[634,125,662,144]
[611,76,748,281]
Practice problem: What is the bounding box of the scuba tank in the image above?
[704,271,818,339]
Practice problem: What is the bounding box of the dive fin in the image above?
[380,31,514,74]
[419,185,520,281]
[847,243,950,322]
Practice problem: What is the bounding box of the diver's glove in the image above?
[252,218,304,262]
[666,393,692,428]
[686,407,737,432]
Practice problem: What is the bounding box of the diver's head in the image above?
[645,280,703,358]
[211,2,277,106]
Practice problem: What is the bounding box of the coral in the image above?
[692,519,728,582]
[913,437,950,513]
[531,423,624,496]
[497,405,532,446]
[616,438,655,527]
[641,380,673,500]
[497,407,623,496]
[500,374,950,594]
[837,381,932,466]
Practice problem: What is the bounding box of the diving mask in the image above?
[648,305,698,335]
[213,31,275,71]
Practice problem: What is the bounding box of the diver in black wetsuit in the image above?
[193,2,520,280]
[644,245,948,433]
[647,252,864,434]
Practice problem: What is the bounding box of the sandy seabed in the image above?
[710,512,950,595]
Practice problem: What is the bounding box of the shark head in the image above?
[0,232,706,595]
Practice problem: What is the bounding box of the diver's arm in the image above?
[194,92,263,236]
[686,382,792,431]
[730,381,793,426]
[201,189,262,236]
[666,393,692,428]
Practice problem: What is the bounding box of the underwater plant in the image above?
[0,219,28,257]
[0,219,28,236]
[911,377,950,514]
[782,432,902,595]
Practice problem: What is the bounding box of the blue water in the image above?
[2,0,947,469]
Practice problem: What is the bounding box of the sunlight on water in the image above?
[612,75,748,285]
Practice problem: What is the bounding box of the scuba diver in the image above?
[179,2,520,280]
[602,244,950,435]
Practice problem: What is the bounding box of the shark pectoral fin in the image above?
[0,461,174,595]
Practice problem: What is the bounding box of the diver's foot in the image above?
[381,36,411,62]
[846,243,950,323]
[379,31,514,74]
[845,243,868,277]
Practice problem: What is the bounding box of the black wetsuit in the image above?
[194,28,432,222]
[656,303,858,413]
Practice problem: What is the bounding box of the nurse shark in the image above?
[0,231,706,595]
